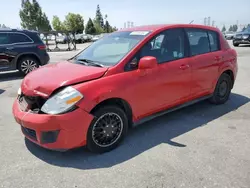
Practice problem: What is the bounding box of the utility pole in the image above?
[212,20,215,27]
[204,17,207,25]
[208,17,211,26]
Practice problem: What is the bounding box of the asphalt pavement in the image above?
[0,41,249,188]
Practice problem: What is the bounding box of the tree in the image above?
[64,13,84,33]
[232,24,238,32]
[93,21,104,34]
[19,0,51,31]
[229,25,233,31]
[39,12,52,31]
[242,26,246,32]
[95,5,104,28]
[112,26,118,32]
[221,25,226,32]
[52,16,65,31]
[104,20,110,33]
[85,18,96,34]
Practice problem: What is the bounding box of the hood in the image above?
[21,62,108,97]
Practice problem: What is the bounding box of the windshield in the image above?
[74,31,150,66]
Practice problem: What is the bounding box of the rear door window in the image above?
[9,33,33,44]
[185,29,210,56]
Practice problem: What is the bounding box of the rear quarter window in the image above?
[208,31,220,51]
[9,33,33,44]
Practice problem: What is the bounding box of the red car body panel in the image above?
[12,24,238,150]
[21,62,108,97]
[13,100,94,150]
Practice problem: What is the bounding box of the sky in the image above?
[1,0,250,30]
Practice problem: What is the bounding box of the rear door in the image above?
[8,32,35,57]
[0,32,14,70]
[185,28,221,97]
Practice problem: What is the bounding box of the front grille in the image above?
[19,94,46,113]
[21,126,37,141]
[235,34,242,39]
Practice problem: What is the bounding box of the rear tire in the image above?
[87,105,128,153]
[233,43,239,47]
[18,56,39,75]
[209,73,232,105]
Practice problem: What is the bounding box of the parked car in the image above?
[91,35,100,42]
[56,35,69,44]
[0,29,50,75]
[233,27,250,47]
[224,31,235,40]
[13,24,237,153]
[74,34,84,43]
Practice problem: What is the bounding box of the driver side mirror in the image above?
[138,56,158,69]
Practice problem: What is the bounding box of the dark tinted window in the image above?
[186,29,210,56]
[9,33,33,43]
[140,28,186,63]
[208,31,220,51]
[0,33,9,44]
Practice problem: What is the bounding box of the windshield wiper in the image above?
[76,59,105,67]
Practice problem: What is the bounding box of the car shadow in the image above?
[25,93,250,170]
[0,71,23,82]
[0,89,5,95]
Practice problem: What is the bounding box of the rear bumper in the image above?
[12,99,94,151]
[233,39,250,44]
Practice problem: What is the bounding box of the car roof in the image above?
[120,24,220,33]
[0,28,39,34]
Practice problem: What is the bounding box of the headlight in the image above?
[18,87,22,95]
[243,35,249,39]
[41,86,83,115]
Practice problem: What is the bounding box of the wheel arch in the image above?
[16,53,41,69]
[222,69,235,89]
[90,98,133,127]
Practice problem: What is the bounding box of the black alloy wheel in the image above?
[87,105,128,153]
[209,73,232,104]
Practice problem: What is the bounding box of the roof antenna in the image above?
[189,20,194,24]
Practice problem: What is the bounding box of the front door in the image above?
[125,28,191,119]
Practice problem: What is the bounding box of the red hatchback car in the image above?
[12,24,238,153]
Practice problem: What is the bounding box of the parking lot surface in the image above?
[0,42,249,188]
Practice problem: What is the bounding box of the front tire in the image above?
[233,42,239,47]
[18,57,39,75]
[87,105,128,153]
[209,73,232,104]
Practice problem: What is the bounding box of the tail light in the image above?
[37,45,46,50]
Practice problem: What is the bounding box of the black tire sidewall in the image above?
[18,57,39,75]
[87,105,128,153]
[211,73,232,104]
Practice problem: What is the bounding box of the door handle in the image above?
[6,47,14,50]
[179,64,190,70]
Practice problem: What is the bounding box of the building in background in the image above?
[123,21,135,28]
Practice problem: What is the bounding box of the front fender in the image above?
[73,80,124,113]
